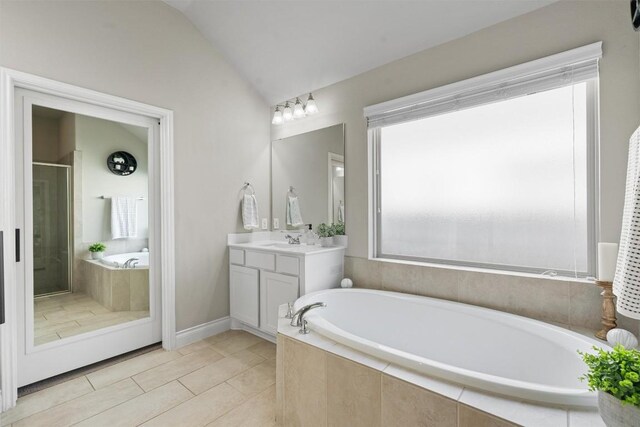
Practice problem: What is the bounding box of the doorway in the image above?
[0,68,176,411]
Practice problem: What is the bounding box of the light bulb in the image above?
[283,102,293,121]
[272,106,283,125]
[293,98,306,119]
[304,93,318,115]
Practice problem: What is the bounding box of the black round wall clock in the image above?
[107,151,137,176]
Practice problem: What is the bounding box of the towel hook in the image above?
[287,186,298,197]
[242,182,255,196]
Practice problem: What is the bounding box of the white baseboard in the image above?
[230,319,276,343]
[175,316,231,348]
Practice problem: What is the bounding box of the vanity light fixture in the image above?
[272,106,283,125]
[272,92,319,125]
[304,93,318,115]
[282,101,293,121]
[293,98,306,119]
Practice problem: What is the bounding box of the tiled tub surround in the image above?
[276,308,605,427]
[345,256,640,335]
[79,260,149,312]
[295,289,606,407]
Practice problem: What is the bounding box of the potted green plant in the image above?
[580,345,640,426]
[88,242,106,260]
[332,222,347,247]
[316,223,335,247]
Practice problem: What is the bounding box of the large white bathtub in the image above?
[295,288,607,407]
[99,252,149,269]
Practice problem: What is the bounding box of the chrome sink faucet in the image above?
[290,302,326,334]
[284,234,300,245]
[123,258,139,268]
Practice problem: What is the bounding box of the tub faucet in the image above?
[123,258,139,268]
[290,302,326,334]
[284,234,300,245]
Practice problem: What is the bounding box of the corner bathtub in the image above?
[100,252,149,269]
[295,288,607,407]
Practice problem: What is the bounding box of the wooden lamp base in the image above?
[595,280,617,340]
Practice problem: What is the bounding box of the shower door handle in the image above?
[0,231,5,325]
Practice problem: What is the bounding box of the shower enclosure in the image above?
[32,162,71,297]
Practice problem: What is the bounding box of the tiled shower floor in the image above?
[34,292,149,345]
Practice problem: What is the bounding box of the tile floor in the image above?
[34,292,150,345]
[1,330,277,427]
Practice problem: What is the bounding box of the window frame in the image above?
[368,78,600,279]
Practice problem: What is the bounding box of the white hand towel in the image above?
[242,194,259,230]
[286,195,304,227]
[111,196,137,239]
[338,201,345,223]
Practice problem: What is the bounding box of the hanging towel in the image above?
[242,194,260,230]
[286,195,304,227]
[338,201,345,223]
[111,196,137,239]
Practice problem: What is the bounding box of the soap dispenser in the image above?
[303,224,316,245]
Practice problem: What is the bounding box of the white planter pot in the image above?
[333,235,348,247]
[598,391,640,427]
[319,237,334,247]
[91,251,104,260]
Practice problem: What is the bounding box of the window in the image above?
[366,43,601,277]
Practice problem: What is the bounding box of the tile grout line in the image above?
[129,382,198,427]
[86,375,96,392]
[89,348,185,390]
[1,381,96,426]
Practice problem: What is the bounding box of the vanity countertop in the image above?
[228,239,345,256]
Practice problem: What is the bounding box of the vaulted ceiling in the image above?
[164,0,556,104]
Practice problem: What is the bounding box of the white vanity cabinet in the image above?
[260,272,299,335]
[229,265,259,328]
[227,239,345,339]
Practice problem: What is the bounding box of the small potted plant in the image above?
[332,222,347,247]
[580,345,640,426]
[88,242,106,260]
[316,223,335,247]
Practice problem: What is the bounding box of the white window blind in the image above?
[366,43,601,277]
[364,42,601,129]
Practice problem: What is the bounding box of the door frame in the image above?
[327,152,344,223]
[0,67,176,411]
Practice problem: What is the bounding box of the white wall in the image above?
[0,0,271,331]
[272,1,640,258]
[75,115,149,243]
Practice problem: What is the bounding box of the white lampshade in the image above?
[614,125,640,319]
[283,102,293,121]
[293,98,306,119]
[305,93,318,115]
[272,106,283,125]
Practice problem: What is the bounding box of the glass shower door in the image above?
[32,163,71,296]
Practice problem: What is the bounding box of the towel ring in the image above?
[242,182,255,196]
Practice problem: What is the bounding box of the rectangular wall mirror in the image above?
[271,124,345,231]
